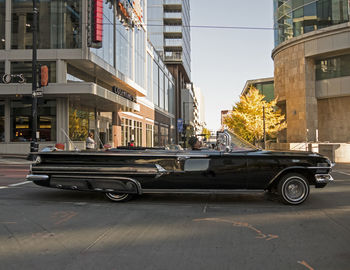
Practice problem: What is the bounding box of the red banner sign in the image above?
[94,0,103,42]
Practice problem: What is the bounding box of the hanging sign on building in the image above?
[1,73,26,84]
[177,118,183,133]
[112,86,136,102]
[93,0,103,42]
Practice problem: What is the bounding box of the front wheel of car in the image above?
[105,193,133,202]
[278,173,309,205]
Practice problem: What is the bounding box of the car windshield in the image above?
[226,130,257,152]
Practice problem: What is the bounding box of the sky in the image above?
[190,0,275,131]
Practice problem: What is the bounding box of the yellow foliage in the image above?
[224,87,287,143]
[201,127,211,141]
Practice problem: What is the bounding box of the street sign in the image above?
[177,118,183,133]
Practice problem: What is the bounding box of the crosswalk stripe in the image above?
[8,181,31,187]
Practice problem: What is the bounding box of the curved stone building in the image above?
[272,0,350,160]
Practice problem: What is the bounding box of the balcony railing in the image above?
[164,25,182,33]
[164,39,183,47]
[164,12,182,19]
[164,52,182,61]
[164,0,182,4]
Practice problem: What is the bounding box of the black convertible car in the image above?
[26,130,334,205]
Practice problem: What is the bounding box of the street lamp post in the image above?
[30,0,39,155]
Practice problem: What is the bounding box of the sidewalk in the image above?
[0,155,32,165]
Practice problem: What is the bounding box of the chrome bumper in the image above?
[26,174,49,181]
[315,174,334,184]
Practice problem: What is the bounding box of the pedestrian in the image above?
[188,136,201,150]
[86,132,96,150]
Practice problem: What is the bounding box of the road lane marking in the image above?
[8,181,31,187]
[194,217,279,241]
[0,181,31,190]
[297,260,314,270]
[52,211,77,225]
[333,170,350,176]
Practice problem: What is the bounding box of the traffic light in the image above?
[39,65,49,88]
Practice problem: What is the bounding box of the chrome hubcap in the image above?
[284,179,306,202]
[107,193,128,201]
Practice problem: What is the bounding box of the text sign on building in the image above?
[112,86,136,102]
[93,0,103,42]
[1,74,26,84]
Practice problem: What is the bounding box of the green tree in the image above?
[201,127,211,141]
[224,87,286,144]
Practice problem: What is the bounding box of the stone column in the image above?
[305,58,318,142]
[56,97,69,148]
[17,13,26,49]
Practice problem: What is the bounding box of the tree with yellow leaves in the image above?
[223,87,286,144]
[201,127,211,141]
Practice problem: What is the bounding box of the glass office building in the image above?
[0,0,175,154]
[274,0,349,46]
[147,0,192,143]
[272,0,350,157]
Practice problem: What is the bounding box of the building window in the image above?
[146,124,153,147]
[91,1,114,66]
[0,62,4,84]
[316,54,350,80]
[147,53,153,100]
[159,70,164,109]
[116,21,132,78]
[11,0,82,49]
[0,101,4,142]
[134,121,142,146]
[11,61,56,84]
[10,99,56,142]
[165,76,169,112]
[169,80,175,115]
[274,0,349,46]
[160,125,169,146]
[153,61,159,106]
[121,118,142,146]
[0,0,4,49]
[154,123,159,146]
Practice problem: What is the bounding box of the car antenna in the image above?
[61,128,79,151]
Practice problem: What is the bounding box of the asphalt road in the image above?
[0,163,349,270]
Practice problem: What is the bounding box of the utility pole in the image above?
[30,0,39,154]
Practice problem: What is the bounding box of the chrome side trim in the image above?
[155,164,168,178]
[50,175,143,195]
[315,174,334,184]
[26,174,49,181]
[307,166,332,169]
[142,189,264,195]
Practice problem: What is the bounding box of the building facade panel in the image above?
[273,1,350,147]
[0,0,175,154]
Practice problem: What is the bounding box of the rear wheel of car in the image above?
[278,173,309,205]
[105,193,132,202]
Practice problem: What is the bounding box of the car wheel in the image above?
[105,193,132,202]
[278,173,309,205]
